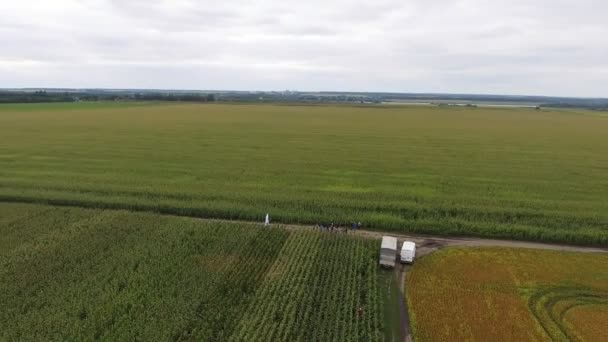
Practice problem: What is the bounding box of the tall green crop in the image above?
[1,102,606,245]
[0,203,386,340]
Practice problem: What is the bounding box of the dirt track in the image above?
[255,221,606,342]
[208,219,604,342]
[344,228,606,342]
[4,201,606,342]
[395,263,412,342]
[271,221,608,255]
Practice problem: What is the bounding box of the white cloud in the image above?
[1,0,607,96]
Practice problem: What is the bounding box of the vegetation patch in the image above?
[527,286,608,341]
[0,203,386,341]
[0,103,607,245]
[563,304,608,341]
[407,247,608,341]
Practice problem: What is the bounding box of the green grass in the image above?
[1,102,607,245]
[380,271,404,342]
[0,202,384,341]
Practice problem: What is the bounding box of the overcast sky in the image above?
[1,0,607,97]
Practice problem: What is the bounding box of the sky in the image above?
[1,0,607,97]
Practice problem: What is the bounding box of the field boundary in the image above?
[527,286,608,341]
[1,199,606,255]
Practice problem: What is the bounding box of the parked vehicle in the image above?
[400,241,416,264]
[379,236,397,268]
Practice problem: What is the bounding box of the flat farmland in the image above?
[0,202,387,341]
[1,102,607,245]
[406,247,608,341]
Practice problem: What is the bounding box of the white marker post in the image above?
[265,213,270,226]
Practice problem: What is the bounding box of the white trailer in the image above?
[379,236,398,268]
[400,241,416,264]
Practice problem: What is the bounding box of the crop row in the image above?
[2,187,606,246]
[231,231,383,341]
[0,204,290,340]
[1,103,607,246]
[0,203,387,341]
[527,286,608,341]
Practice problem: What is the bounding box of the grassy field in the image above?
[0,102,607,245]
[406,247,608,341]
[0,202,387,341]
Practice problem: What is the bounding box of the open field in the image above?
[1,102,607,245]
[2,202,606,341]
[406,247,608,341]
[0,202,390,341]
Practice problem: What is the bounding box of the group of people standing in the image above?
[264,213,363,234]
[317,221,362,233]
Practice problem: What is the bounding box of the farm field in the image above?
[407,247,608,341]
[0,102,607,245]
[0,202,389,341]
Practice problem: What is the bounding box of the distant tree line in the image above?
[132,93,216,102]
[0,90,216,104]
[0,90,75,103]
[540,102,608,111]
[1,89,606,110]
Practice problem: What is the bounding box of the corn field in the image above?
[0,203,386,341]
[1,102,607,246]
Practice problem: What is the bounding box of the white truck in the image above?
[379,236,398,268]
[400,241,416,264]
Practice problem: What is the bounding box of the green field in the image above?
[0,202,388,341]
[1,102,607,245]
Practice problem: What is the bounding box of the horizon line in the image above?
[1,87,607,101]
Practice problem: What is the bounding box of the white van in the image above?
[379,236,398,268]
[400,241,416,264]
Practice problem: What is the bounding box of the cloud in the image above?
[0,0,607,96]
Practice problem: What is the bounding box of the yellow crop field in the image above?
[563,305,608,341]
[406,248,608,341]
